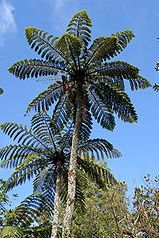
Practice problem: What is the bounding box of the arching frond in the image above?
[0,122,48,149]
[66,10,92,46]
[91,61,151,90]
[88,30,134,64]
[0,226,23,238]
[88,88,116,130]
[6,155,47,191]
[25,81,63,114]
[25,27,66,63]
[31,113,56,150]
[78,138,121,160]
[88,36,118,63]
[51,96,72,132]
[0,145,42,169]
[78,157,117,187]
[5,194,45,227]
[8,59,66,80]
[90,83,138,122]
[115,29,134,53]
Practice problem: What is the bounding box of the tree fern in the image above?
[8,10,150,236]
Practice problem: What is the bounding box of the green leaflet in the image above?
[66,10,92,46]
[55,34,83,68]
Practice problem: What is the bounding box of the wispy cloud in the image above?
[54,0,64,10]
[0,0,17,46]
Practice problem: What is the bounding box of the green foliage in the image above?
[0,111,120,232]
[8,10,150,132]
[0,180,9,218]
[0,226,23,238]
[131,174,159,237]
[66,10,92,46]
[71,182,128,238]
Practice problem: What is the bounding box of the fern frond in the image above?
[66,10,92,46]
[88,36,118,63]
[25,81,63,114]
[55,34,83,60]
[60,170,85,212]
[153,83,159,91]
[78,157,117,187]
[31,113,56,150]
[0,122,48,149]
[79,107,92,142]
[25,27,67,64]
[0,226,23,238]
[5,194,45,227]
[90,83,138,122]
[51,95,72,132]
[88,88,116,130]
[115,29,134,53]
[78,138,121,160]
[0,145,42,169]
[33,167,55,215]
[8,59,66,80]
[88,30,134,65]
[91,61,150,90]
[6,155,47,191]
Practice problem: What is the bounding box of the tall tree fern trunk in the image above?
[51,160,61,238]
[62,92,82,238]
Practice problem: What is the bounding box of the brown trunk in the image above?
[51,160,61,238]
[62,92,82,238]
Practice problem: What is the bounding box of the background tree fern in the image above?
[0,111,120,238]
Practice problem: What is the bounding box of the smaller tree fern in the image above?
[0,111,121,238]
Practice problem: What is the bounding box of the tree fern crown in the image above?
[8,10,151,130]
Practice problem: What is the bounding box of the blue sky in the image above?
[0,0,159,205]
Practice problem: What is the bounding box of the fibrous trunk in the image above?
[62,92,82,238]
[51,160,61,238]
